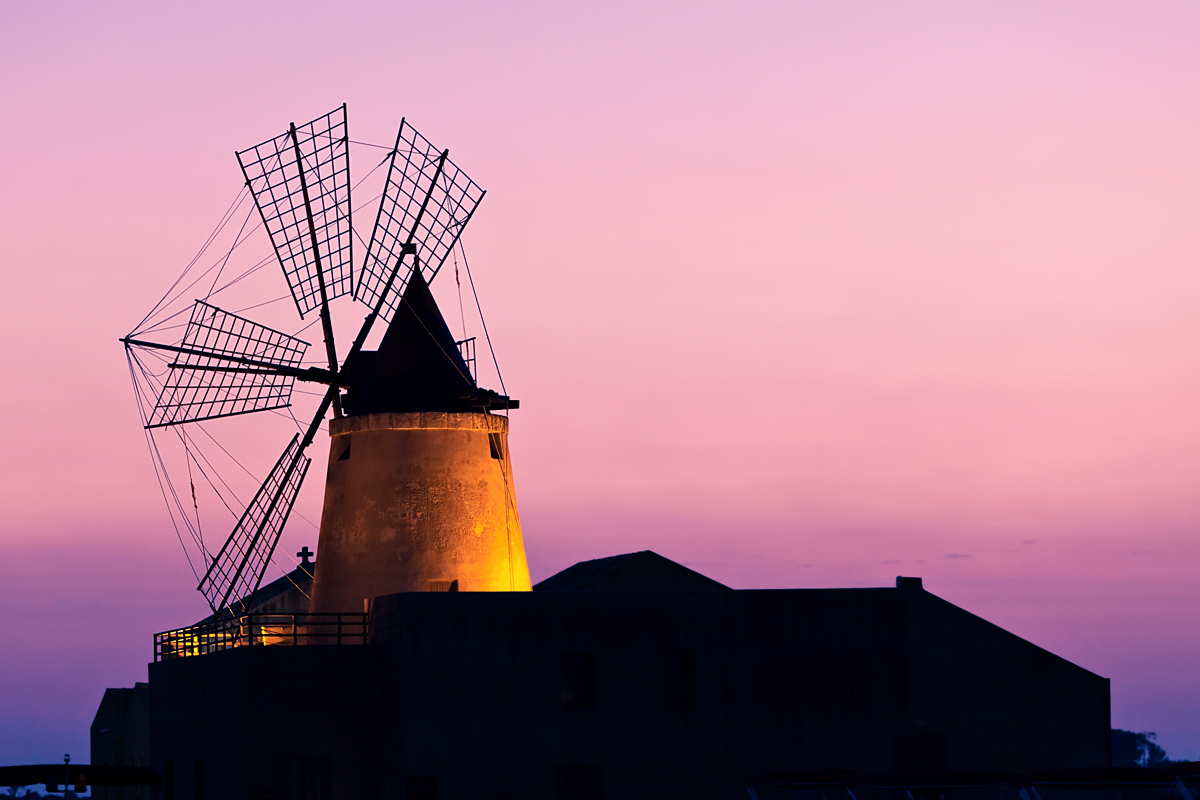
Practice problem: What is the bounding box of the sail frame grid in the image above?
[237,105,354,318]
[197,434,311,615]
[143,301,310,428]
[356,119,484,322]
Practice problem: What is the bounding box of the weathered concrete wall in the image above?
[309,411,531,613]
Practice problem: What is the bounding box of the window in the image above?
[663,649,697,710]
[428,579,458,592]
[560,650,595,709]
[892,731,948,771]
[272,754,333,800]
[193,759,204,800]
[337,440,351,461]
[555,764,604,800]
[406,776,437,800]
[488,432,504,460]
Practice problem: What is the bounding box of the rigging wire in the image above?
[456,235,508,400]
[270,559,312,600]
[194,422,261,485]
[127,348,201,583]
[206,198,259,300]
[207,253,275,297]
[231,296,292,316]
[134,304,195,339]
[135,369,207,556]
[181,434,206,556]
[349,139,394,150]
[284,406,307,438]
[343,149,393,251]
[453,248,468,342]
[192,420,322,554]
[175,425,242,520]
[141,204,261,334]
[129,346,264,578]
[397,289,476,388]
[133,203,271,338]
[135,186,249,332]
[293,316,323,337]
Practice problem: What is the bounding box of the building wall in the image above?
[309,412,531,613]
[149,646,384,800]
[91,683,151,800]
[900,583,1111,770]
[367,588,1107,798]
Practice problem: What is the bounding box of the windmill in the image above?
[123,106,527,618]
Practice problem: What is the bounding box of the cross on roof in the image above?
[297,546,314,567]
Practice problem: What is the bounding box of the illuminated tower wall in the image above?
[308,411,529,611]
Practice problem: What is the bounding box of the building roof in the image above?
[533,550,731,592]
[195,562,314,624]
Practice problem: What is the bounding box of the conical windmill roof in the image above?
[344,268,480,415]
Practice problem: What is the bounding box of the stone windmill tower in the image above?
[123,106,529,617]
[309,265,531,612]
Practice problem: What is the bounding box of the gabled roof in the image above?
[195,563,314,625]
[92,687,135,728]
[533,550,731,592]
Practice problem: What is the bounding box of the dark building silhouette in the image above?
[90,682,151,799]
[106,109,1112,800]
[133,555,1110,800]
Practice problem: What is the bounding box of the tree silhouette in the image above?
[1111,729,1172,767]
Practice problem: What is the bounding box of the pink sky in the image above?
[2,0,1199,765]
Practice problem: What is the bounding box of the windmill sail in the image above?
[132,301,310,428]
[356,120,485,323]
[237,105,353,318]
[122,106,499,616]
[198,434,311,615]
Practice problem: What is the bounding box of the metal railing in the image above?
[154,613,368,661]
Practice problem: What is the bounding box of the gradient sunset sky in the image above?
[2,0,1199,765]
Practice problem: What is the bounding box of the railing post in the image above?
[337,614,343,645]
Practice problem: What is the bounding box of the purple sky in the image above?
[2,0,1199,765]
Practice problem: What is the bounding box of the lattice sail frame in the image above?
[356,119,485,322]
[145,301,309,428]
[237,105,353,318]
[198,434,311,615]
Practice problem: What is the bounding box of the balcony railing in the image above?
[153,613,368,662]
